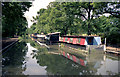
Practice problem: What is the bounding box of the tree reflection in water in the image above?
[2,38,119,76]
[2,41,28,75]
[31,39,119,75]
[33,47,97,75]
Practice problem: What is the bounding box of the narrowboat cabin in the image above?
[45,32,60,43]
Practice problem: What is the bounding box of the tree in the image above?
[104,2,120,18]
[2,2,32,37]
[92,16,120,44]
[30,2,119,36]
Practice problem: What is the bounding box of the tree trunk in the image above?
[87,2,91,35]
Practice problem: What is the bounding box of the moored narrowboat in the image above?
[59,35,104,51]
[60,35,101,45]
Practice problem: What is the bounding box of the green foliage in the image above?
[30,2,120,44]
[18,36,23,40]
[2,2,32,37]
[91,16,120,44]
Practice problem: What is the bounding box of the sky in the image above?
[24,0,55,28]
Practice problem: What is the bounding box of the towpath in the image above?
[1,37,18,52]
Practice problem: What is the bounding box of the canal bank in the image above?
[2,38,120,76]
[1,38,18,52]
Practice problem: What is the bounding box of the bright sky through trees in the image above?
[24,0,55,28]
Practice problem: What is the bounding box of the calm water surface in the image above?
[2,39,120,76]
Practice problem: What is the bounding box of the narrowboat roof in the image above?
[47,32,61,35]
[61,35,99,38]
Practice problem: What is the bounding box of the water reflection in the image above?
[34,51,95,75]
[2,39,120,76]
[23,43,47,75]
[2,42,27,75]
[95,54,119,75]
[60,43,119,75]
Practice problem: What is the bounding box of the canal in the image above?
[2,38,120,76]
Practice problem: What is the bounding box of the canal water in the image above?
[2,39,120,76]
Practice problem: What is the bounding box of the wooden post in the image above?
[116,43,118,52]
[104,38,106,51]
[105,38,106,45]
